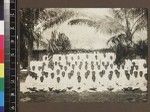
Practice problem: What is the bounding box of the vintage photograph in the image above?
[19,8,148,102]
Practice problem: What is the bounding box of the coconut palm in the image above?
[105,8,147,45]
[20,8,43,70]
[68,8,147,64]
[20,8,76,70]
[34,8,77,31]
[104,8,148,64]
[68,8,147,45]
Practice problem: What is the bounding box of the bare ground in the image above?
[19,90,147,103]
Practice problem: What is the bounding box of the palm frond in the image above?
[107,33,126,45]
[96,16,125,34]
[111,9,125,21]
[129,8,148,20]
[68,18,97,27]
[39,40,48,49]
[68,16,124,34]
[131,15,147,36]
[41,10,76,30]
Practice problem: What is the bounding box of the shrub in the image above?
[47,32,71,53]
[112,40,147,65]
[134,40,148,59]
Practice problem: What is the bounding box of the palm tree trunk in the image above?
[27,39,33,73]
[124,10,132,42]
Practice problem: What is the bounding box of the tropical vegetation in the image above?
[20,8,148,69]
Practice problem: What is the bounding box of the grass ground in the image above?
[19,90,147,103]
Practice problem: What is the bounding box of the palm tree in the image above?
[104,8,148,64]
[56,32,71,51]
[68,8,147,46]
[34,8,77,31]
[45,31,71,54]
[105,8,147,45]
[20,9,43,70]
[20,8,76,70]
[68,8,147,64]
[47,31,59,54]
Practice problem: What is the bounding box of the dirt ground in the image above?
[19,90,147,103]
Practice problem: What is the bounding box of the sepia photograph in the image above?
[19,8,148,103]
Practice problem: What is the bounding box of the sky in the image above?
[41,8,111,50]
[40,8,147,50]
[71,8,110,17]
